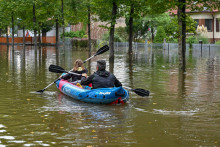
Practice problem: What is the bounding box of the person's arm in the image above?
[84,68,88,74]
[80,74,94,85]
[61,73,72,80]
[114,75,122,87]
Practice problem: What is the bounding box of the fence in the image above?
[0,36,57,45]
[111,42,220,59]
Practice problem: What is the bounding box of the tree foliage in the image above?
[165,14,197,41]
[125,16,149,41]
[0,0,219,42]
[154,26,166,43]
[0,0,87,36]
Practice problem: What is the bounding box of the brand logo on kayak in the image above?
[99,92,111,95]
[63,85,71,94]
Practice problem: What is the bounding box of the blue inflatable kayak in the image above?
[56,79,129,104]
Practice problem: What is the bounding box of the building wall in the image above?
[0,36,56,44]
[71,17,126,40]
[15,17,126,40]
[190,12,220,42]
[71,21,108,40]
[215,13,220,41]
[17,26,71,37]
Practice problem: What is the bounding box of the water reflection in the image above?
[0,44,220,146]
[127,53,134,88]
[178,69,186,98]
[41,92,136,145]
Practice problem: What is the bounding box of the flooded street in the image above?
[0,44,220,146]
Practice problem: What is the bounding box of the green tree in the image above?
[115,27,128,42]
[123,0,172,55]
[143,13,171,41]
[167,0,220,71]
[165,14,197,42]
[154,26,166,43]
[123,0,149,54]
[0,0,20,50]
[92,0,124,72]
[0,0,11,45]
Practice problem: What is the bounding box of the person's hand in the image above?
[82,73,87,78]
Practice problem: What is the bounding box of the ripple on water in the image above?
[0,124,5,128]
[0,136,15,140]
[0,130,6,133]
[152,108,200,116]
[134,107,149,113]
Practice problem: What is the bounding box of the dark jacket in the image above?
[80,70,122,89]
[61,68,88,82]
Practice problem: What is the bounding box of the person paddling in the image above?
[81,60,122,89]
[61,59,88,84]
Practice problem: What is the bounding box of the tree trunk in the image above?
[61,0,65,45]
[109,1,117,73]
[12,14,14,51]
[88,4,91,57]
[178,68,186,97]
[42,30,46,37]
[42,29,46,44]
[56,18,59,47]
[38,30,41,47]
[0,29,2,37]
[128,53,133,87]
[6,26,9,46]
[177,0,186,71]
[151,26,154,42]
[33,4,37,48]
[128,3,134,55]
[23,26,25,46]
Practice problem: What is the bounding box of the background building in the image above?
[170,8,220,43]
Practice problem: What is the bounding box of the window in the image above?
[205,19,213,32]
[194,19,199,28]
[217,18,219,32]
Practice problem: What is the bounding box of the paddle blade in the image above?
[95,45,109,56]
[133,88,150,97]
[36,89,44,93]
[49,64,67,73]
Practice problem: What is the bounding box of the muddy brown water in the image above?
[0,44,220,146]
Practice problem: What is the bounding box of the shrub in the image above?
[61,30,86,38]
[215,41,220,44]
[196,35,209,44]
[187,36,198,48]
[71,39,97,49]
[101,32,123,42]
[101,33,109,42]
[115,27,128,42]
[185,35,209,45]
[114,33,123,42]
[154,26,167,43]
[187,36,197,44]
[168,38,178,43]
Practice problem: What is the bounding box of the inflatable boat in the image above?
[56,79,129,105]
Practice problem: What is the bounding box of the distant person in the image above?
[81,60,122,89]
[61,59,88,83]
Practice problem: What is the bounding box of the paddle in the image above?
[48,64,66,73]
[36,77,61,93]
[36,45,109,93]
[123,86,150,97]
[83,45,109,63]
[36,65,71,93]
[46,65,150,96]
[49,64,81,75]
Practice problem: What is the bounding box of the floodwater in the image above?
[0,43,220,146]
